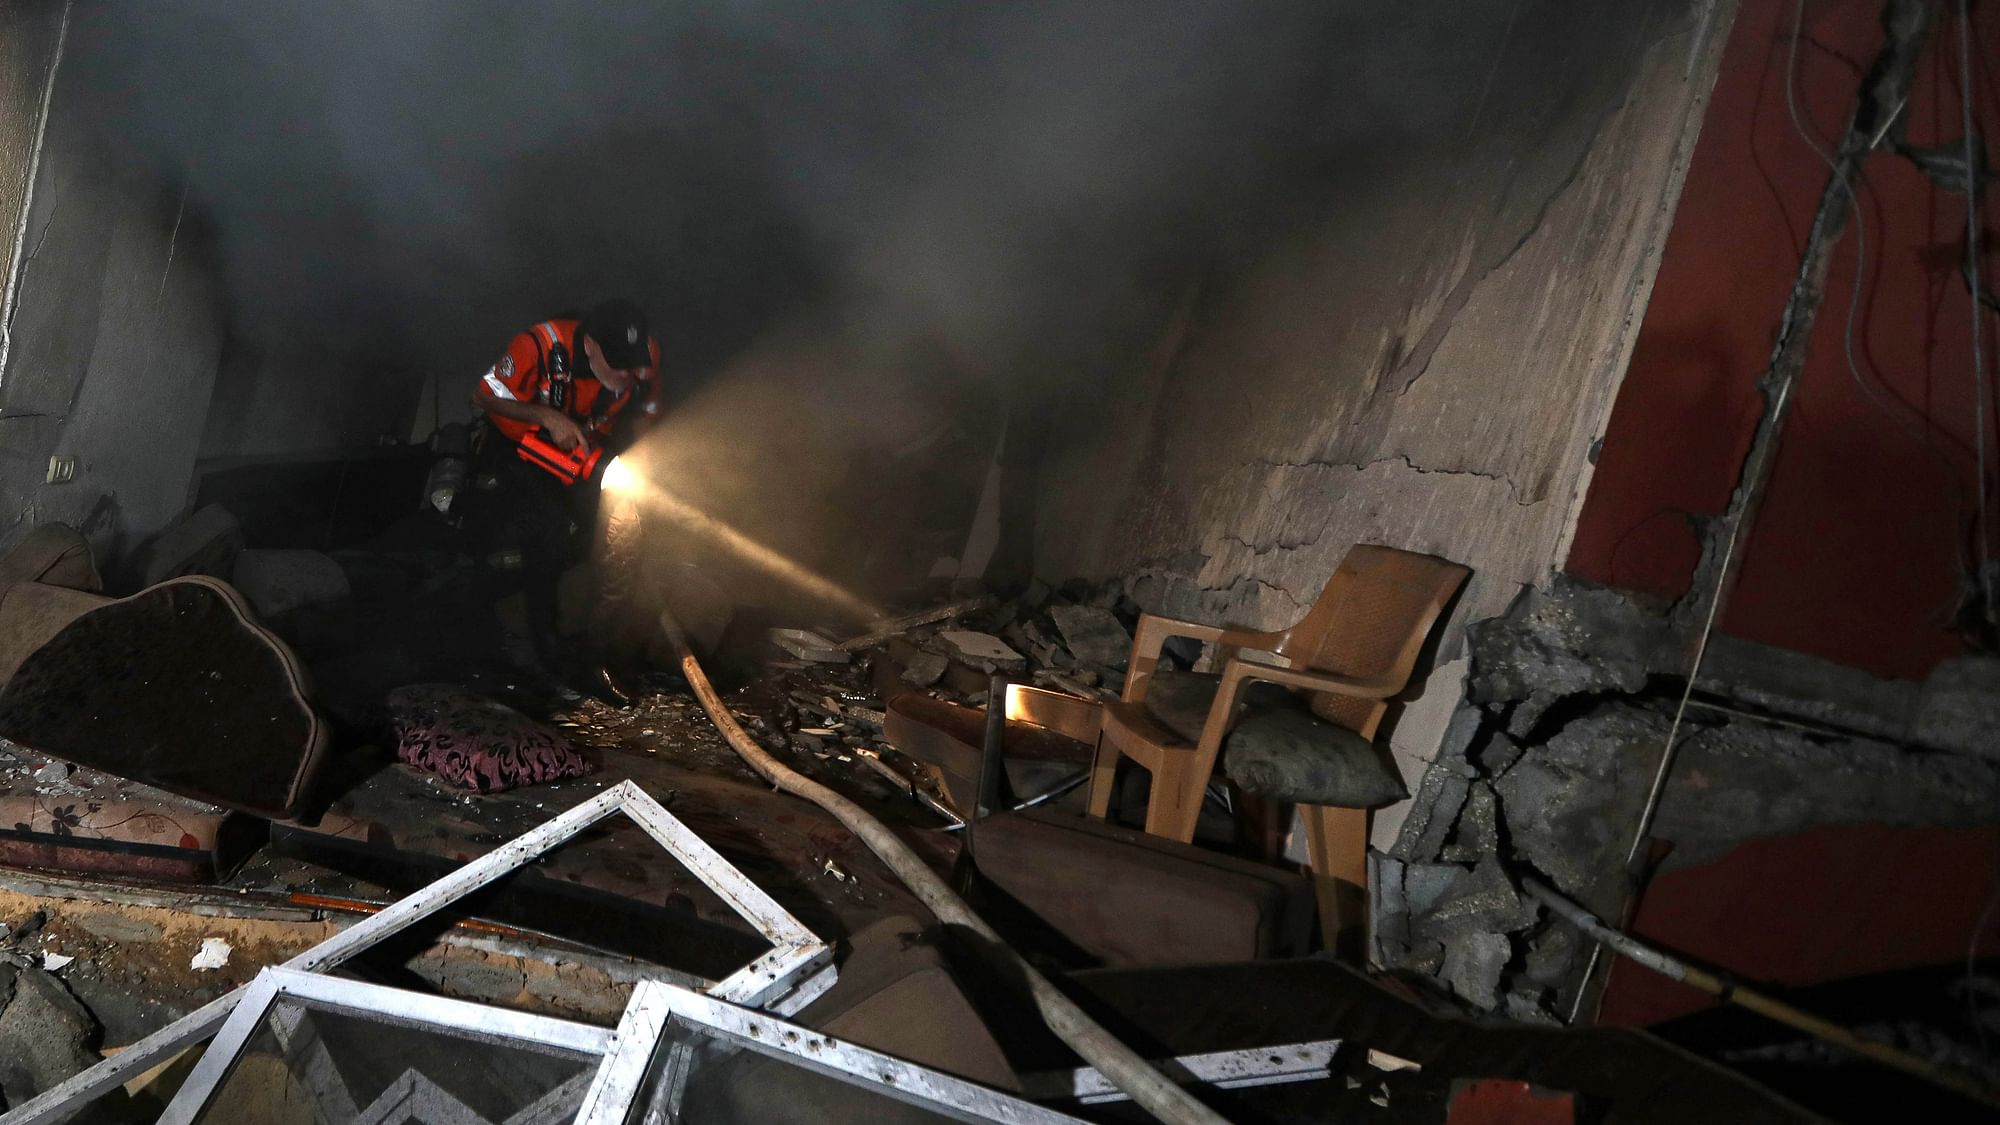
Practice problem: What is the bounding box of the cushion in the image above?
[0,577,329,819]
[388,685,594,794]
[0,738,254,882]
[1225,707,1408,807]
[1144,670,1407,808]
[0,524,101,595]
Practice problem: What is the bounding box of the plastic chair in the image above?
[1085,544,1469,954]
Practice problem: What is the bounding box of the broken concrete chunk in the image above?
[0,965,101,1107]
[1439,783,1500,863]
[937,630,1026,672]
[1048,604,1133,669]
[1436,704,1490,779]
[769,628,851,664]
[1401,863,1464,917]
[1447,858,1535,931]
[1504,693,1551,740]
[839,597,993,652]
[901,651,950,687]
[1466,581,1656,705]
[1380,938,1446,977]
[1503,988,1562,1025]
[1914,655,2000,761]
[1523,925,1579,988]
[1476,729,1525,778]
[1390,767,1470,862]
[1017,578,1052,611]
[1439,931,1510,1010]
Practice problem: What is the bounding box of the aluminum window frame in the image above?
[159,969,1091,1125]
[1018,1039,1343,1105]
[611,978,1090,1125]
[159,967,616,1125]
[2,780,834,1125]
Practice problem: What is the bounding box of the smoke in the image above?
[57,1,1561,386]
[51,0,1597,598]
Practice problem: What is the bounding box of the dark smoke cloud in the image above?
[51,0,1612,601]
[57,1,1558,396]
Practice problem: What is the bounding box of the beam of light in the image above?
[605,461,881,622]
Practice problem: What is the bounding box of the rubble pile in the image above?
[721,579,1156,819]
[1377,582,2000,1019]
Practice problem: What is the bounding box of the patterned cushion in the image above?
[388,685,594,794]
[0,738,250,882]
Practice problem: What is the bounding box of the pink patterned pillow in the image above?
[387,685,593,794]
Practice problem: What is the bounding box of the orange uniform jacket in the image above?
[477,318,664,446]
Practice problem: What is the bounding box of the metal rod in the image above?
[1577,0,1940,1027]
[1525,879,2000,1109]
[976,674,1009,818]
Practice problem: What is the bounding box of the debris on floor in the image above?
[187,938,231,972]
[0,516,1946,1121]
[0,962,102,1110]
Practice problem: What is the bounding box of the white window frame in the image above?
[601,978,1088,1124]
[4,780,834,1125]
[157,968,1087,1125]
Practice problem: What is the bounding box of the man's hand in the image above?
[538,408,588,452]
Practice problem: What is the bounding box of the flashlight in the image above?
[601,454,639,498]
[516,427,604,485]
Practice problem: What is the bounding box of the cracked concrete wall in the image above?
[0,42,224,564]
[1033,1,1734,839]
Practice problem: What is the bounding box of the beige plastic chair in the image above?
[1086,544,1469,954]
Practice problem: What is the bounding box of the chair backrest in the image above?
[1272,544,1470,737]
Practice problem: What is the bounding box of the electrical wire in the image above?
[1629,0,1859,880]
[1962,0,1993,611]
[1785,0,1976,605]
[1574,0,1951,1026]
[1957,0,1998,1063]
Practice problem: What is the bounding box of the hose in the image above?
[659,610,1229,1125]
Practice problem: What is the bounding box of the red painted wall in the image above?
[1599,824,2000,1027]
[1567,0,2000,681]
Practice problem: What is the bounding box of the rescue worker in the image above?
[465,298,664,663]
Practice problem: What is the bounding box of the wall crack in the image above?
[1240,452,1544,508]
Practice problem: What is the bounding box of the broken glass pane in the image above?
[192,998,595,1125]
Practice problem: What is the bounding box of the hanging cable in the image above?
[1957,0,1999,1067]
[1962,0,1993,615]
[1573,0,1936,1025]
[1785,0,1976,604]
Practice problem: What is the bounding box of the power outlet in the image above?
[45,455,76,484]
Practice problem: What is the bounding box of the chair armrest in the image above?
[1124,613,1223,703]
[1131,612,1224,653]
[1185,658,1402,759]
[1125,614,1290,703]
[1223,661,1400,701]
